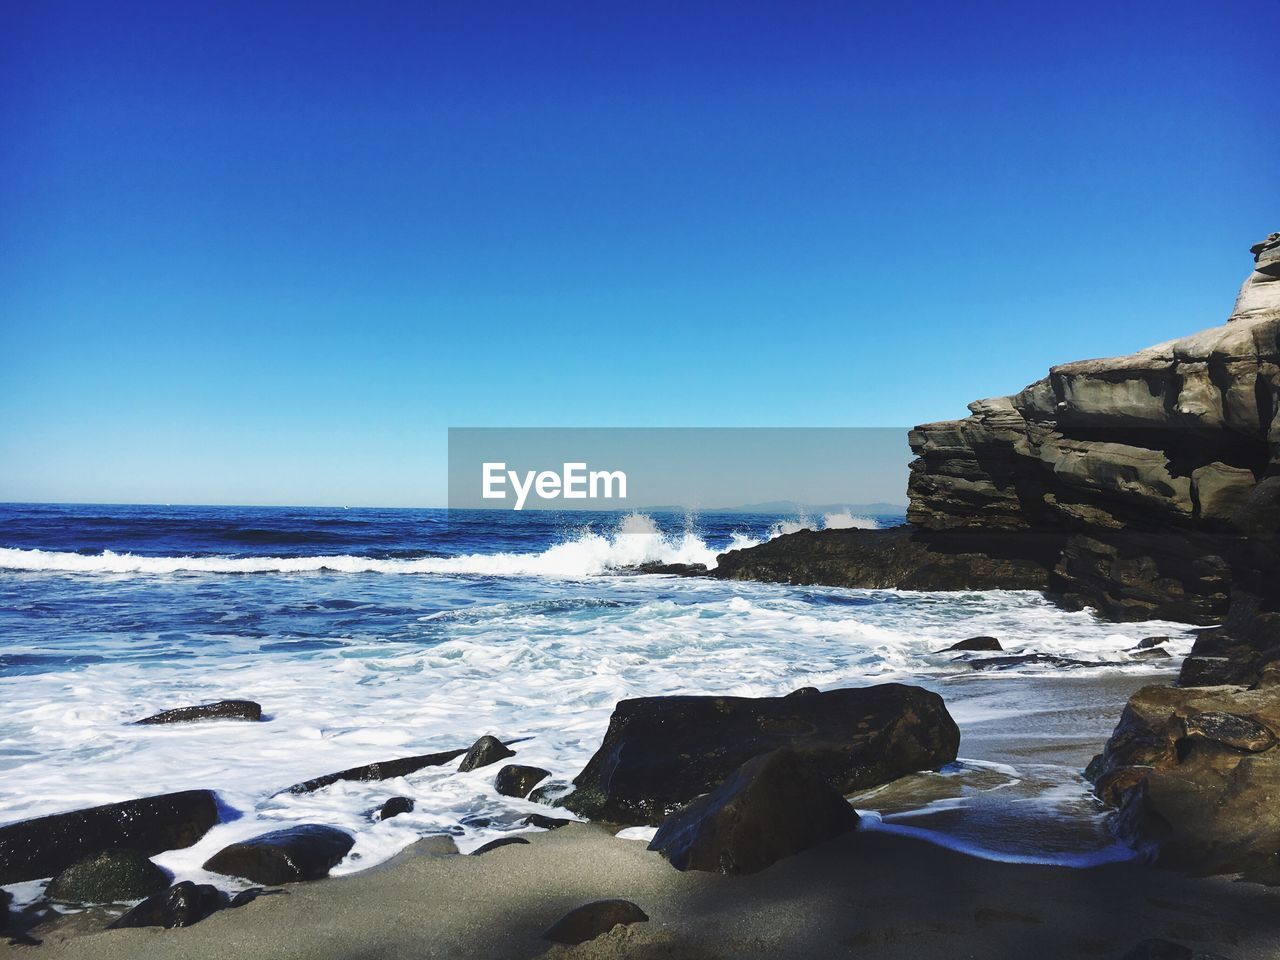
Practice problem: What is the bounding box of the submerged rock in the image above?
[947,636,1002,652]
[134,699,262,724]
[46,848,170,903]
[0,789,219,885]
[564,684,959,825]
[494,764,550,798]
[109,881,229,930]
[458,735,515,772]
[1090,683,1280,882]
[648,747,860,874]
[202,824,354,884]
[528,780,574,805]
[471,836,529,855]
[377,796,415,820]
[284,748,466,795]
[542,899,649,945]
[523,813,573,830]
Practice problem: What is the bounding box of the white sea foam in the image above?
[0,513,776,578]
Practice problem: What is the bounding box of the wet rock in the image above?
[635,562,708,577]
[1090,683,1280,881]
[109,881,228,930]
[134,699,262,724]
[528,780,574,805]
[46,848,170,903]
[284,748,466,794]
[1132,647,1172,660]
[542,898,649,945]
[377,796,414,821]
[649,747,859,874]
[565,683,959,825]
[458,735,515,772]
[0,789,219,885]
[523,813,573,829]
[967,653,1096,671]
[1138,636,1171,649]
[471,836,529,855]
[713,525,1063,592]
[494,764,550,799]
[202,824,354,884]
[785,686,820,697]
[948,636,1002,652]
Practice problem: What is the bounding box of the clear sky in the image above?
[1,1,1277,507]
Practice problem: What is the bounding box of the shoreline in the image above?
[12,822,1280,960]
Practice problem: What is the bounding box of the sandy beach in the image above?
[12,821,1280,960]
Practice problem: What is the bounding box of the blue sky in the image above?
[2,1,1277,506]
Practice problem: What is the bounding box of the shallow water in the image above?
[0,504,1192,902]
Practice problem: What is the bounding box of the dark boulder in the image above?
[635,561,708,577]
[109,881,228,930]
[284,748,466,794]
[523,814,573,829]
[649,748,859,874]
[202,824,354,884]
[564,683,959,825]
[458,735,515,772]
[1138,636,1171,649]
[1132,647,1172,660]
[785,686,820,697]
[542,899,648,945]
[134,699,262,724]
[377,796,415,821]
[947,636,1002,652]
[0,789,219,885]
[494,764,550,799]
[471,836,529,855]
[46,848,170,902]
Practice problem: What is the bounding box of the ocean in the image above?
[0,503,1195,900]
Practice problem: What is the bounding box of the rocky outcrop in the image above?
[134,699,262,724]
[1088,683,1280,883]
[202,824,354,884]
[564,684,959,825]
[648,748,860,874]
[0,790,219,884]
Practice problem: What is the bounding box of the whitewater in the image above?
[0,504,1195,905]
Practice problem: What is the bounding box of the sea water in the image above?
[0,504,1194,900]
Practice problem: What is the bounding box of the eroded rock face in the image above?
[1089,683,1280,883]
[648,748,860,874]
[564,684,959,826]
[0,790,219,885]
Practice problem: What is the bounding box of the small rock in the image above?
[542,899,649,945]
[529,780,574,805]
[948,636,1003,652]
[471,836,530,856]
[458,735,516,772]
[523,814,573,830]
[202,825,354,884]
[1185,711,1277,752]
[285,748,466,795]
[1132,647,1172,660]
[1137,636,1171,649]
[46,848,170,903]
[648,747,860,874]
[109,881,228,929]
[377,797,414,821]
[785,687,820,697]
[494,764,551,798]
[134,699,262,724]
